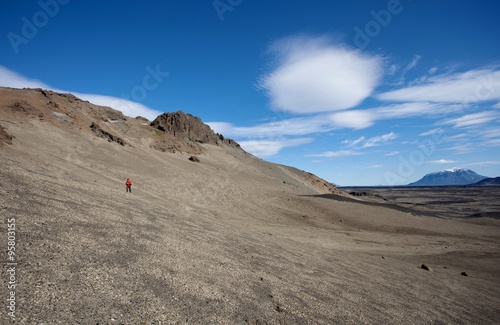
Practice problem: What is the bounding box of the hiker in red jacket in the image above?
[125,179,132,193]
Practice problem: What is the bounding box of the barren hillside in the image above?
[1,87,499,324]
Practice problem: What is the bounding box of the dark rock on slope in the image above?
[150,110,241,149]
[90,122,127,146]
[0,123,14,145]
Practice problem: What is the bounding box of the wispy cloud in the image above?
[208,115,334,138]
[238,138,313,157]
[377,69,500,103]
[403,55,422,73]
[258,35,383,114]
[466,161,500,167]
[443,143,475,154]
[424,159,457,165]
[341,132,398,149]
[362,132,398,148]
[342,136,365,147]
[0,66,162,120]
[308,149,363,158]
[420,128,444,136]
[385,151,400,156]
[440,111,500,128]
[328,102,463,131]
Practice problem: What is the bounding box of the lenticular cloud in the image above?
[258,36,383,114]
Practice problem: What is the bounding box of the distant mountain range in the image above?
[470,177,500,186]
[408,168,490,186]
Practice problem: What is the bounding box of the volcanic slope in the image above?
[1,87,499,324]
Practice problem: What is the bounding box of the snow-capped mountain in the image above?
[408,168,489,186]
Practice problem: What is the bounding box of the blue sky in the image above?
[1,0,500,186]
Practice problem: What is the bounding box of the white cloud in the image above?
[308,149,363,158]
[342,136,365,147]
[377,69,500,103]
[205,122,234,135]
[443,143,475,154]
[428,67,438,75]
[328,102,463,131]
[440,111,500,128]
[72,93,161,120]
[467,161,500,167]
[362,132,398,148]
[342,132,398,149]
[0,65,162,120]
[385,151,400,156]
[476,127,500,139]
[424,159,457,165]
[403,55,421,73]
[258,35,383,114]
[387,64,398,75]
[0,66,50,89]
[329,110,376,129]
[493,102,500,109]
[238,138,313,157]
[375,102,463,119]
[208,115,334,139]
[446,133,468,140]
[420,128,444,136]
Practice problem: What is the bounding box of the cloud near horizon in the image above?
[377,69,500,103]
[0,66,162,120]
[238,138,314,157]
[258,36,383,114]
[424,159,457,165]
[308,149,363,159]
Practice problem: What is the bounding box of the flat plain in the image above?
[340,186,500,219]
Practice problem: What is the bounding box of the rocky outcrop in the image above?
[90,122,126,146]
[150,110,241,149]
[303,172,344,195]
[0,124,14,145]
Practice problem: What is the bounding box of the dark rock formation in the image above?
[11,100,37,115]
[189,156,200,162]
[0,124,14,145]
[90,122,126,146]
[150,110,241,149]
